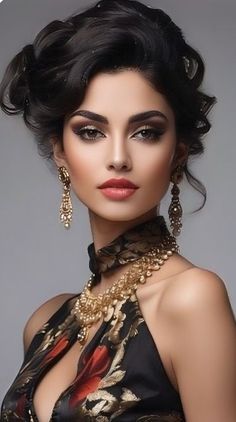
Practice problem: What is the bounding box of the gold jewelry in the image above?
[58,166,73,229]
[168,165,183,237]
[73,235,179,348]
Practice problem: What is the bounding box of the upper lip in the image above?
[98,178,139,189]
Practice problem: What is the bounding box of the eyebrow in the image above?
[69,109,168,124]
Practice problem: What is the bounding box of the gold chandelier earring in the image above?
[58,166,73,229]
[168,165,184,237]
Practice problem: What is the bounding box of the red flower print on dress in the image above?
[69,345,111,406]
[43,336,69,363]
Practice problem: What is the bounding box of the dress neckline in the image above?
[29,306,111,422]
[87,214,175,283]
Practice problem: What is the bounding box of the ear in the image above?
[50,138,68,168]
[171,141,189,170]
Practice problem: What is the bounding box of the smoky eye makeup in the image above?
[131,122,167,141]
[70,119,167,142]
[70,123,105,141]
[132,125,166,142]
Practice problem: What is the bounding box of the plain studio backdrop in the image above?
[0,0,235,402]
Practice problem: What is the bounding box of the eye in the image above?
[133,126,165,142]
[72,125,105,141]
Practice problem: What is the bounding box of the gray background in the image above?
[0,0,235,403]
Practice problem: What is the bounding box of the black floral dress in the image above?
[1,216,186,421]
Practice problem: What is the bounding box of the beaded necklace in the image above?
[73,215,179,347]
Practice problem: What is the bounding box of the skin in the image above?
[53,69,187,284]
[24,70,236,422]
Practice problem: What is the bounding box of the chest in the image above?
[33,322,103,422]
[1,296,184,422]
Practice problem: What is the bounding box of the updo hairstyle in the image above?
[0,0,217,210]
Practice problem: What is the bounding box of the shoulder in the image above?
[156,264,235,357]
[23,293,76,354]
[161,267,236,419]
[162,266,234,318]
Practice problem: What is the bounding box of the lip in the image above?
[99,187,137,200]
[98,178,139,189]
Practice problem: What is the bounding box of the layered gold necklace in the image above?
[73,231,179,348]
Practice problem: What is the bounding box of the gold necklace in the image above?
[73,235,179,348]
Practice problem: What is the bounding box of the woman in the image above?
[0,0,235,421]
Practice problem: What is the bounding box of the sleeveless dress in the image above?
[1,216,186,421]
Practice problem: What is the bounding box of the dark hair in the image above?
[0,0,216,211]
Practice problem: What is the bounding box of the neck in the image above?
[88,206,160,253]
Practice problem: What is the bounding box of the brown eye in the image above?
[133,127,165,142]
[72,125,105,141]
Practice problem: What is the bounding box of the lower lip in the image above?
[99,187,138,199]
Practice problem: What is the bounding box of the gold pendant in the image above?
[77,326,89,346]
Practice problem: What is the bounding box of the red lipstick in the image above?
[98,178,138,189]
[98,178,139,200]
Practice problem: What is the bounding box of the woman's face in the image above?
[53,70,187,222]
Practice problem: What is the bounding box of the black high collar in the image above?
[87,215,173,282]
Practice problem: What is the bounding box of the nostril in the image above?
[108,161,130,171]
[107,155,132,171]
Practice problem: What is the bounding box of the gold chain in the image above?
[73,236,179,348]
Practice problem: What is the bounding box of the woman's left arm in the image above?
[169,268,236,422]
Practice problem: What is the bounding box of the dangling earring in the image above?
[58,166,73,229]
[168,165,183,237]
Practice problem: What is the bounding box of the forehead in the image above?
[78,70,174,123]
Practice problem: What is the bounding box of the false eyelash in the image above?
[72,124,165,143]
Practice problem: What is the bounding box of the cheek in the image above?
[135,143,175,182]
[134,142,175,203]
[62,131,98,183]
[143,160,171,201]
[69,152,96,180]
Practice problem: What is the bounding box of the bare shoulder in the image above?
[162,266,234,317]
[161,264,236,364]
[23,293,75,354]
[161,267,236,420]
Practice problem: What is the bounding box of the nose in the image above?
[106,138,132,171]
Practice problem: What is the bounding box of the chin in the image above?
[89,206,158,223]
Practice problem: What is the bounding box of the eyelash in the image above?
[72,124,165,143]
